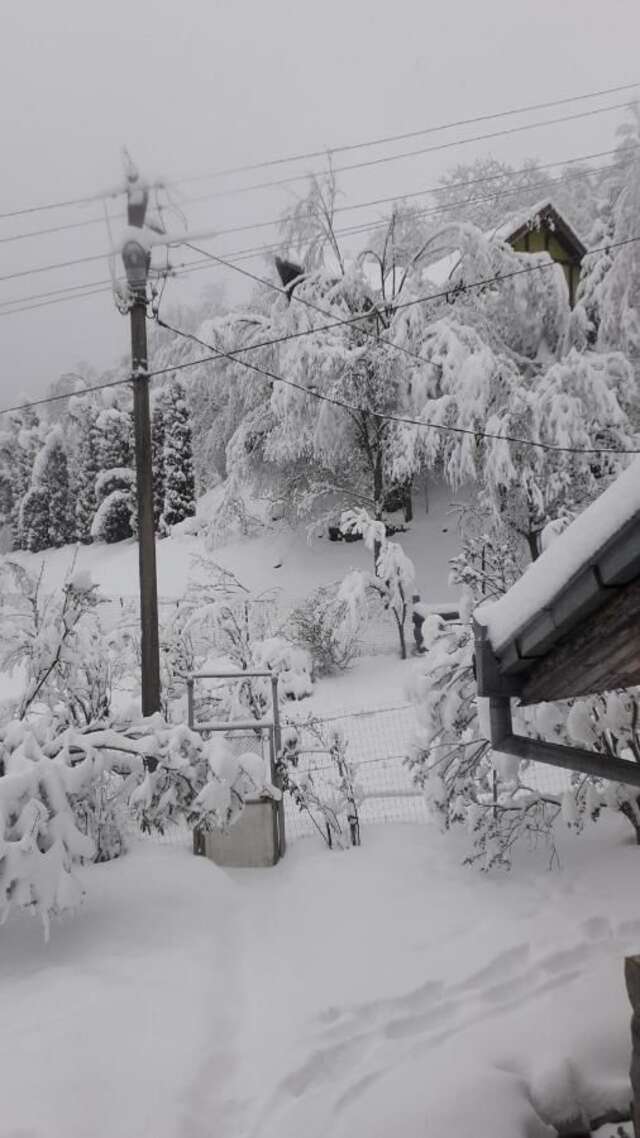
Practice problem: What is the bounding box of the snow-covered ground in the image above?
[1,480,463,607]
[1,819,637,1138]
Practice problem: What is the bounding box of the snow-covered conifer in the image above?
[9,408,41,549]
[67,397,100,543]
[161,379,195,530]
[20,486,49,552]
[151,387,168,530]
[38,428,73,548]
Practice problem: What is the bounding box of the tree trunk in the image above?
[403,481,413,523]
[373,445,384,568]
[526,530,540,562]
[398,620,407,660]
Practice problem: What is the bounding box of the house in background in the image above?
[496,200,586,306]
[427,198,586,307]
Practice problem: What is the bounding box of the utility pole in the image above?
[120,150,161,716]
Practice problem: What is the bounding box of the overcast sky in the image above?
[1,0,639,405]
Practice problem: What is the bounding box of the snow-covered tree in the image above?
[9,407,41,549]
[67,396,100,543]
[161,379,195,531]
[38,427,73,548]
[91,469,135,544]
[334,509,415,659]
[151,387,168,531]
[91,404,135,542]
[0,713,279,935]
[20,486,49,553]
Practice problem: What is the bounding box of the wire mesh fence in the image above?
[136,699,574,849]
[281,704,427,840]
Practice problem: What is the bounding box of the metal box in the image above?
[193,798,284,868]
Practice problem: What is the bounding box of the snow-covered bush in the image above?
[179,561,296,722]
[339,509,415,659]
[289,582,363,675]
[91,468,135,544]
[278,721,362,848]
[408,541,640,867]
[251,636,313,701]
[0,714,279,936]
[0,561,110,723]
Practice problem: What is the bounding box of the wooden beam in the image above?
[521,576,640,704]
[500,733,640,789]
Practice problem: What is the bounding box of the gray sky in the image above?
[1,0,639,405]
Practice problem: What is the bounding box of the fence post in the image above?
[270,674,286,858]
[626,955,640,1134]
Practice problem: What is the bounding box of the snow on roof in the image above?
[492,198,586,254]
[476,456,640,652]
[490,198,556,242]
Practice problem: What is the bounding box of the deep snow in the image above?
[1,820,637,1137]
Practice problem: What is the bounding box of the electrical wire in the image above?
[173,80,640,184]
[0,187,124,223]
[165,99,635,202]
[0,150,632,313]
[1,141,635,251]
[1,79,637,222]
[0,377,131,418]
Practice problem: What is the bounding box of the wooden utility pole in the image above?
[121,150,161,716]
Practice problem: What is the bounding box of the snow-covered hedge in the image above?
[0,715,279,937]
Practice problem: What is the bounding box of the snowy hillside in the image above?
[1,479,463,607]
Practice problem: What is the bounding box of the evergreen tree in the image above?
[0,429,16,540]
[92,402,135,540]
[24,427,73,551]
[91,469,135,544]
[68,398,99,543]
[9,409,41,549]
[20,486,49,552]
[95,405,133,471]
[151,388,168,531]
[44,430,73,547]
[161,380,196,530]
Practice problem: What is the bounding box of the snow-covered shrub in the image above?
[289,582,363,675]
[408,523,640,866]
[0,561,112,724]
[91,466,135,544]
[278,721,362,848]
[0,714,279,935]
[252,636,313,700]
[339,509,415,659]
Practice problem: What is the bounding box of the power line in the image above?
[167,99,634,202]
[0,97,632,289]
[181,149,625,242]
[0,79,636,223]
[0,376,130,418]
[0,141,634,253]
[173,80,640,185]
[0,151,630,312]
[0,186,124,223]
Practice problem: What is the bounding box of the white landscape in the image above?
[3,3,640,1134]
